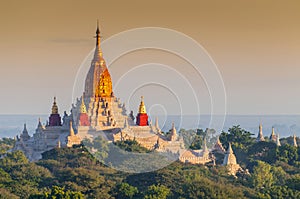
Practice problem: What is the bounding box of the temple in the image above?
[222,143,241,175]
[12,22,299,173]
[179,137,212,165]
[12,22,230,167]
[12,23,182,161]
[212,136,225,154]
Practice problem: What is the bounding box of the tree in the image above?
[144,184,170,199]
[220,125,254,151]
[0,188,19,199]
[0,150,28,170]
[277,144,298,165]
[248,142,277,164]
[189,135,202,150]
[251,161,274,190]
[114,140,150,153]
[0,138,15,156]
[117,182,138,199]
[29,186,84,199]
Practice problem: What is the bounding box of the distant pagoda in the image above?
[223,143,241,175]
[256,123,265,142]
[269,127,277,142]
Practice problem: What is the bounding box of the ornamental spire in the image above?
[20,123,30,141]
[293,134,298,147]
[223,143,237,165]
[96,19,100,46]
[38,118,42,128]
[93,20,103,60]
[80,95,87,114]
[69,121,75,136]
[51,97,58,114]
[22,123,28,135]
[170,122,177,141]
[270,127,277,142]
[138,96,147,114]
[256,123,265,142]
[276,133,281,146]
[213,136,225,153]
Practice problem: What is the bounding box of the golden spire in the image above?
[69,121,75,136]
[51,97,58,114]
[80,95,87,113]
[138,96,147,114]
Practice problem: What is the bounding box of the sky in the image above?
[0,0,300,115]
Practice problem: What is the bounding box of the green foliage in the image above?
[0,125,300,199]
[286,174,300,191]
[277,144,298,165]
[0,138,15,156]
[114,140,150,153]
[189,134,203,150]
[220,125,255,151]
[248,141,277,164]
[180,129,197,148]
[0,150,28,169]
[29,185,84,199]
[116,182,138,199]
[144,184,170,199]
[251,161,274,190]
[0,188,19,199]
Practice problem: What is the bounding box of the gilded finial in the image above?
[80,95,87,113]
[51,97,58,114]
[138,96,147,114]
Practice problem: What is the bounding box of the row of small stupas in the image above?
[256,123,298,147]
[13,23,223,168]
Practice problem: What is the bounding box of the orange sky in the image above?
[0,0,300,115]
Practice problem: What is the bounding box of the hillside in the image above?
[0,126,300,198]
